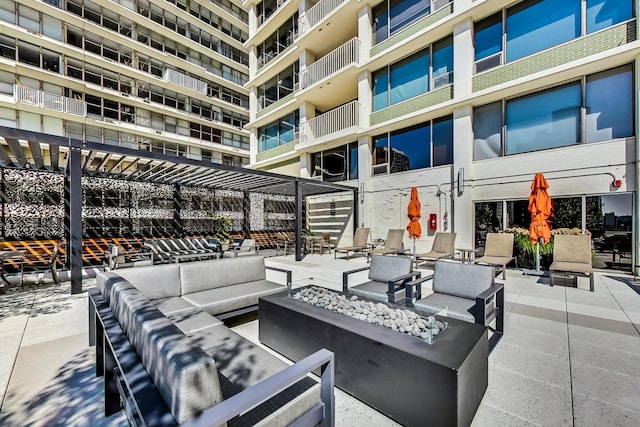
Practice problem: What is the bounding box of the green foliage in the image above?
[212,215,233,242]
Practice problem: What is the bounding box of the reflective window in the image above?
[373,0,450,44]
[588,193,632,271]
[390,51,429,104]
[585,64,633,143]
[506,83,581,155]
[552,197,582,229]
[587,0,633,33]
[258,111,299,152]
[474,14,502,62]
[474,102,502,160]
[474,201,503,249]
[373,69,389,110]
[390,124,430,172]
[311,142,358,182]
[432,37,453,87]
[432,116,453,166]
[372,135,389,175]
[506,0,580,62]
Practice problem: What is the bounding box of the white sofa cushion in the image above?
[180,257,267,294]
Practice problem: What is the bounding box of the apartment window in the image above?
[373,37,452,111]
[372,115,453,174]
[473,64,634,159]
[0,35,16,60]
[258,111,299,152]
[311,142,358,182]
[374,0,450,44]
[474,1,633,73]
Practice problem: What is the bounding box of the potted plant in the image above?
[212,215,233,251]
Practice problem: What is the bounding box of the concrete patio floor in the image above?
[1,254,639,426]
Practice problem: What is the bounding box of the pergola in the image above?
[0,126,357,293]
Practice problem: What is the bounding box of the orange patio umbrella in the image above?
[407,187,422,259]
[528,173,553,271]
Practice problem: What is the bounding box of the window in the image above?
[372,115,453,174]
[258,111,299,152]
[506,83,581,155]
[374,0,447,44]
[587,0,633,33]
[506,0,580,62]
[475,65,634,157]
[311,142,358,182]
[474,14,502,73]
[585,64,633,143]
[372,36,452,111]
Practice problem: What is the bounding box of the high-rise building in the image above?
[245,0,638,267]
[0,0,250,167]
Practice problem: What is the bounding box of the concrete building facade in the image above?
[245,0,640,274]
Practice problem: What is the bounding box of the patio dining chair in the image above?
[474,233,516,280]
[335,228,370,260]
[415,232,456,268]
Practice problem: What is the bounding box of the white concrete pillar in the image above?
[454,0,473,14]
[358,71,371,129]
[453,105,474,248]
[357,5,372,64]
[453,18,473,99]
[357,135,371,228]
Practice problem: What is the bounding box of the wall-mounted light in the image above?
[457,168,464,195]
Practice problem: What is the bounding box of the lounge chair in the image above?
[549,234,594,292]
[366,229,406,261]
[473,233,516,280]
[335,227,370,260]
[343,255,420,304]
[415,232,456,268]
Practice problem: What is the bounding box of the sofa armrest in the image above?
[403,274,433,307]
[342,266,371,293]
[187,349,335,427]
[475,283,504,348]
[266,265,293,296]
[386,271,422,304]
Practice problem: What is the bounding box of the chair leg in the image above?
[502,264,506,280]
[590,273,594,292]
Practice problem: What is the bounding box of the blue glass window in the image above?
[264,123,278,150]
[373,3,389,45]
[474,13,502,62]
[506,0,580,62]
[474,102,503,160]
[390,51,429,104]
[390,0,431,34]
[587,0,632,33]
[432,37,453,87]
[506,83,581,155]
[390,124,430,172]
[373,69,389,111]
[258,111,299,152]
[585,64,633,143]
[372,135,389,174]
[432,117,453,166]
[349,142,359,180]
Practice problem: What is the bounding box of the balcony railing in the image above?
[163,69,208,94]
[13,85,87,117]
[299,38,359,90]
[298,0,347,37]
[301,100,359,143]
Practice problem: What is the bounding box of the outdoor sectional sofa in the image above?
[89,257,335,426]
[143,237,221,264]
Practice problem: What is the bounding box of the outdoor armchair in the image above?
[474,233,516,280]
[233,238,259,257]
[549,234,594,291]
[414,232,456,268]
[335,227,370,260]
[103,244,153,270]
[343,254,419,304]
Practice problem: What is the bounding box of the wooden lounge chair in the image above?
[549,234,594,292]
[474,233,515,280]
[415,232,456,268]
[366,229,406,261]
[335,228,370,260]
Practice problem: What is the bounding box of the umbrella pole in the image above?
[535,241,540,273]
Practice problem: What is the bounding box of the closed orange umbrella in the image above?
[528,173,553,245]
[407,187,422,239]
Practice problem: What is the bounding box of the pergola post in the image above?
[242,191,251,238]
[65,142,83,294]
[173,183,182,237]
[295,180,303,261]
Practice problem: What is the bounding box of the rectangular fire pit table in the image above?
[259,288,488,427]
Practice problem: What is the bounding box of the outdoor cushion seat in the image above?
[150,296,195,315]
[415,232,456,268]
[182,279,285,315]
[344,255,419,305]
[474,233,516,280]
[167,308,224,334]
[113,263,181,300]
[412,292,475,323]
[347,280,406,303]
[366,229,406,260]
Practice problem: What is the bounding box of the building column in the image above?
[357,5,372,64]
[65,141,83,294]
[295,180,303,261]
[357,135,371,229]
[453,105,474,249]
[634,55,640,276]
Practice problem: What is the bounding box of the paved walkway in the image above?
[0,254,639,426]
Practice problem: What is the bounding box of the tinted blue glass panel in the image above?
[390,51,429,104]
[373,4,389,44]
[474,102,503,160]
[389,124,430,172]
[390,0,431,34]
[432,38,453,85]
[475,17,502,61]
[586,65,633,143]
[265,123,278,150]
[349,142,358,180]
[587,0,632,33]
[506,0,580,62]
[279,114,295,143]
[432,117,453,166]
[506,84,581,155]
[373,69,389,111]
